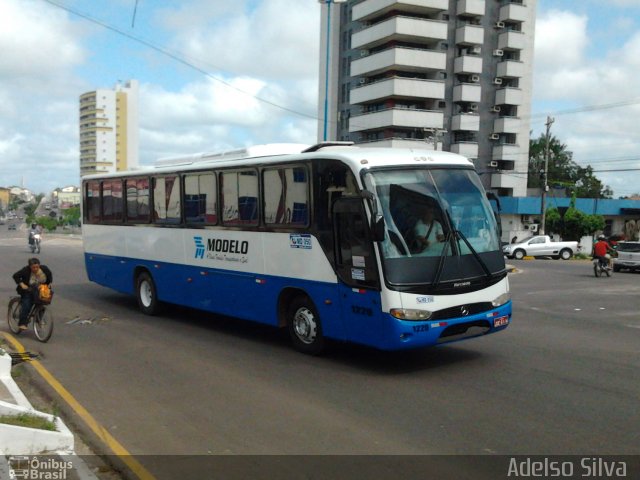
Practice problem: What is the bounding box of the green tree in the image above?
[35,216,58,232]
[547,195,605,240]
[528,133,612,198]
[544,207,562,235]
[61,206,80,226]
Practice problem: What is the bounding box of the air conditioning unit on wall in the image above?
[495,21,505,29]
[529,224,539,233]
[489,160,499,167]
[491,105,502,113]
[493,49,504,57]
[490,133,500,140]
[470,74,480,83]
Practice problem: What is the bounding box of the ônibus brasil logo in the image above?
[194,236,205,259]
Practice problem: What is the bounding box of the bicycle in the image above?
[7,296,54,342]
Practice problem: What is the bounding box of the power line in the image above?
[41,0,320,121]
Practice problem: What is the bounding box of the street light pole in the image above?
[318,0,346,142]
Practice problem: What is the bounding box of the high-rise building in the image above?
[79,79,139,177]
[318,0,537,197]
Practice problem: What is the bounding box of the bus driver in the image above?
[414,205,445,255]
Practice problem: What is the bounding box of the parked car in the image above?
[502,235,579,260]
[8,224,17,230]
[613,241,640,272]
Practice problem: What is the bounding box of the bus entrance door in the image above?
[333,198,382,344]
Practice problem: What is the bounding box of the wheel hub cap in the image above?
[293,307,317,344]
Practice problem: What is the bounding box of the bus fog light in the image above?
[492,292,511,307]
[390,308,432,321]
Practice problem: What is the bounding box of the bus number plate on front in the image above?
[493,316,509,327]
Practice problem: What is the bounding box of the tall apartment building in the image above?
[79,79,139,177]
[318,0,536,197]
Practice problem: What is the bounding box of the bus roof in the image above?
[83,143,474,181]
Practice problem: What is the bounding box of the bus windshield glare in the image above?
[365,168,504,290]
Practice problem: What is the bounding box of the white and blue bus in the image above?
[82,142,511,354]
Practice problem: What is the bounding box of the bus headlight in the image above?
[390,309,432,321]
[492,292,511,307]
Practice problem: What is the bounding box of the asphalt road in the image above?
[0,231,638,479]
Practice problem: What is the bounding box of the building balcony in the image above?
[499,3,529,23]
[491,172,525,189]
[449,142,479,159]
[453,83,481,103]
[495,87,523,106]
[493,116,521,134]
[351,77,445,104]
[353,0,449,22]
[351,47,446,77]
[492,144,520,161]
[352,16,448,50]
[496,60,524,78]
[457,0,485,17]
[349,108,444,133]
[451,113,480,131]
[497,30,526,51]
[454,55,483,74]
[455,25,484,46]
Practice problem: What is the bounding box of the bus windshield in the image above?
[364,168,504,291]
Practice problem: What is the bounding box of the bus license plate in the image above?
[493,316,509,327]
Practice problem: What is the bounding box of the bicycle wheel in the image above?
[33,307,53,342]
[7,297,22,334]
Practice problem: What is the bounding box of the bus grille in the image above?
[430,302,493,321]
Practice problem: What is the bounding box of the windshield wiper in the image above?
[432,210,492,289]
[431,229,453,289]
[454,228,493,279]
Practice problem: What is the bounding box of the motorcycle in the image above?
[29,233,41,254]
[593,257,611,277]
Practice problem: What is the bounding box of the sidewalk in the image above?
[0,348,103,479]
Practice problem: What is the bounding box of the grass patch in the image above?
[0,413,57,431]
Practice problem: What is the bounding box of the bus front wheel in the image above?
[287,296,325,355]
[136,272,159,315]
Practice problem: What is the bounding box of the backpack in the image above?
[36,284,53,305]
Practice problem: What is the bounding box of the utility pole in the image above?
[540,116,554,235]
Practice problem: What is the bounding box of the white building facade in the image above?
[318,0,537,197]
[79,80,139,177]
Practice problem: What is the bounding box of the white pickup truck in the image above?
[502,235,579,260]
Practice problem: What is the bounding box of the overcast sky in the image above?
[1,0,639,197]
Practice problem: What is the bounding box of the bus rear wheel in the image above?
[287,296,325,355]
[136,272,159,315]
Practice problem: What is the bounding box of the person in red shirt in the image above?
[593,235,614,269]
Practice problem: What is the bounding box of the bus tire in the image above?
[136,272,159,316]
[287,296,325,355]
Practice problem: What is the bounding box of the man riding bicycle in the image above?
[593,235,614,270]
[12,258,53,331]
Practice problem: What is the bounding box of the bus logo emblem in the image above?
[194,236,205,259]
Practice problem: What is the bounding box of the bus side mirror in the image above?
[371,215,385,242]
